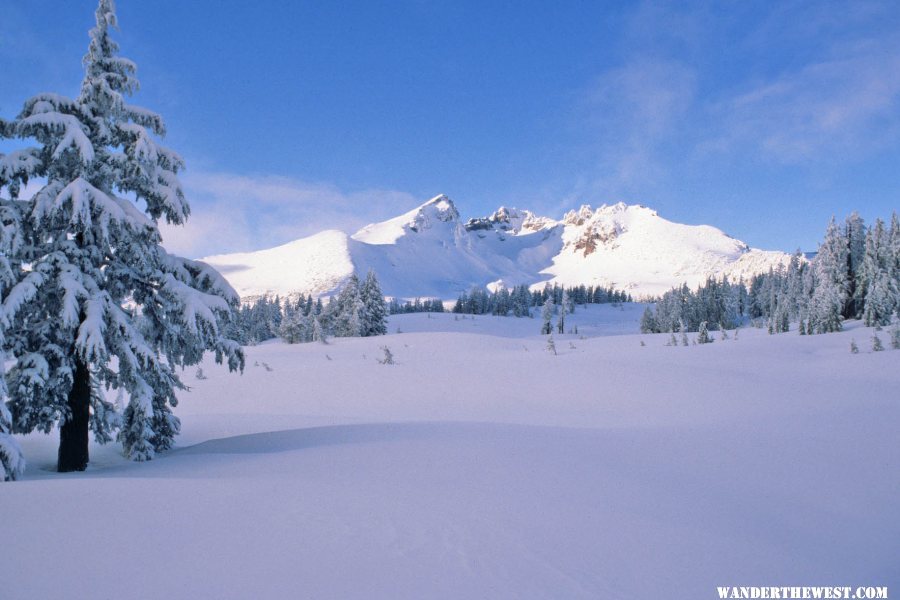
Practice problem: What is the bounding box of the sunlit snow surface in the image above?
[4,305,899,599]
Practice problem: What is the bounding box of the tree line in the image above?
[452,283,631,317]
[641,212,900,335]
[231,271,388,345]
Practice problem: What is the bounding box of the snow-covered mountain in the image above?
[200,195,793,300]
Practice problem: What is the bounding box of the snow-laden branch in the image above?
[1,269,47,328]
[18,112,95,165]
[58,263,88,328]
[0,149,42,182]
[160,273,229,336]
[123,103,165,136]
[39,177,154,239]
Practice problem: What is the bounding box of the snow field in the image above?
[3,305,899,599]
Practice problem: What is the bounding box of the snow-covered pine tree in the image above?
[331,275,364,337]
[844,212,867,318]
[862,219,894,327]
[562,290,574,315]
[312,315,327,344]
[556,298,566,334]
[809,218,849,333]
[0,0,243,476]
[640,306,659,333]
[541,297,554,335]
[785,251,806,321]
[890,213,900,318]
[773,295,790,333]
[269,296,283,337]
[0,167,26,479]
[697,321,712,344]
[279,306,309,344]
[279,300,296,342]
[360,270,387,336]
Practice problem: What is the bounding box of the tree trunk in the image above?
[58,357,90,472]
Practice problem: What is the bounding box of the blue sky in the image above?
[2,0,899,257]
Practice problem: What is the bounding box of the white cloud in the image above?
[159,172,418,257]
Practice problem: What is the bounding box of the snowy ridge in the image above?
[540,202,793,296]
[199,196,793,300]
[201,230,353,300]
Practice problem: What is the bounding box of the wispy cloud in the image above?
[713,34,900,163]
[579,58,697,200]
[575,0,900,197]
[159,172,418,257]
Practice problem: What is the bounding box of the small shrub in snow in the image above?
[697,321,713,344]
[546,334,557,355]
[891,323,900,350]
[872,335,884,352]
[850,340,859,354]
[378,346,394,365]
[195,368,207,380]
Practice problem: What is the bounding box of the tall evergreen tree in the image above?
[556,292,566,334]
[809,218,849,333]
[0,0,243,477]
[332,275,363,337]
[312,315,327,344]
[0,170,26,478]
[862,219,894,326]
[360,270,387,336]
[889,213,900,319]
[844,212,867,318]
[640,306,659,333]
[540,297,554,335]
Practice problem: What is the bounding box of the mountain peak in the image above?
[352,194,460,245]
[415,194,459,225]
[205,195,793,300]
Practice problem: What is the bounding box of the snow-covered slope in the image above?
[5,312,899,598]
[200,196,793,300]
[201,229,354,299]
[542,203,791,297]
